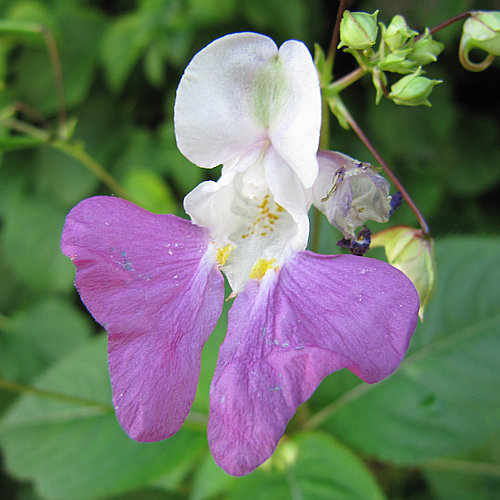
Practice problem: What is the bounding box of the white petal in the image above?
[268,40,321,188]
[174,32,321,186]
[184,149,310,293]
[264,147,311,253]
[174,33,277,169]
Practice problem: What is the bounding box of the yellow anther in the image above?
[216,244,233,266]
[249,258,278,280]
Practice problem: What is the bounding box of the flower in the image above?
[61,33,419,477]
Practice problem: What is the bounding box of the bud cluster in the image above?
[338,10,444,106]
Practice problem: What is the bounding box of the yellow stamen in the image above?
[216,244,233,266]
[249,258,279,280]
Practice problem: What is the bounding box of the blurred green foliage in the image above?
[0,0,499,499]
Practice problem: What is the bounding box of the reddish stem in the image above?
[415,11,472,40]
[341,103,430,235]
[327,0,347,64]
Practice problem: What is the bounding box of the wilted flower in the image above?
[312,150,393,239]
[61,33,419,476]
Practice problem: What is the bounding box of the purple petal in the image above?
[61,196,224,441]
[208,251,418,475]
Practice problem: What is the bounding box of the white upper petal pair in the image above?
[174,32,321,188]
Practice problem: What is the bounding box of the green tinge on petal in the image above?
[250,59,289,127]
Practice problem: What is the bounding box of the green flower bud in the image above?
[411,29,444,65]
[371,226,436,320]
[459,11,500,71]
[378,48,417,73]
[384,15,418,51]
[338,10,379,51]
[389,67,442,106]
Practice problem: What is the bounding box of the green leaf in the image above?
[122,169,177,214]
[0,298,91,383]
[35,146,100,207]
[12,8,107,114]
[0,337,206,500]
[0,191,74,293]
[100,13,151,92]
[316,236,500,464]
[158,123,204,194]
[423,435,500,500]
[190,452,236,500]
[227,432,386,500]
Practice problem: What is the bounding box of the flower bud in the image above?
[389,67,442,106]
[459,11,500,71]
[312,150,392,239]
[378,48,416,73]
[410,29,444,65]
[338,10,379,51]
[384,15,418,51]
[371,226,436,320]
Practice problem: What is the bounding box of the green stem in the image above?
[421,458,500,477]
[0,378,114,412]
[327,66,367,94]
[0,117,131,199]
[302,381,369,430]
[0,378,208,427]
[52,140,131,199]
[1,117,50,141]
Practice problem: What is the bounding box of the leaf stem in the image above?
[335,98,430,234]
[327,66,367,94]
[421,458,500,477]
[0,378,114,412]
[0,117,131,199]
[52,140,131,199]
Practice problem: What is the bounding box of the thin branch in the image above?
[415,11,472,40]
[327,66,366,94]
[39,25,67,129]
[53,140,132,199]
[327,0,348,64]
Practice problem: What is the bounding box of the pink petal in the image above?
[208,251,418,475]
[61,196,224,441]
